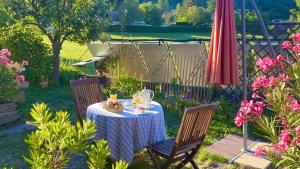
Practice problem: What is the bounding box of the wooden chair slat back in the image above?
[70,78,103,121]
[175,103,218,148]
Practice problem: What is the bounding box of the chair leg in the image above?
[175,158,189,169]
[161,160,172,169]
[147,148,161,169]
[189,158,199,169]
[187,149,199,169]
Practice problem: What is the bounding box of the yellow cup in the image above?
[133,97,141,104]
[110,94,117,102]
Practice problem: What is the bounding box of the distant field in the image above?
[42,32,211,62]
[109,32,211,40]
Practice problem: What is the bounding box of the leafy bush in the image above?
[0,48,27,103]
[24,103,128,169]
[139,2,163,25]
[108,72,141,98]
[186,6,210,26]
[59,62,82,85]
[235,34,300,168]
[24,103,96,168]
[0,22,51,84]
[86,140,110,169]
[0,64,17,104]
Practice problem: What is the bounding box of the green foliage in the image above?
[59,61,82,85]
[0,4,12,28]
[1,0,114,84]
[254,116,280,143]
[0,22,51,84]
[112,161,129,169]
[118,0,143,24]
[139,2,163,25]
[0,64,18,104]
[86,140,110,169]
[186,6,210,26]
[157,0,169,12]
[176,3,211,25]
[24,103,96,169]
[108,72,141,98]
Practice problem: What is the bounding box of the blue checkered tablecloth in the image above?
[87,99,166,162]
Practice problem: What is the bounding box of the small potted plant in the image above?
[16,60,29,88]
[39,75,48,88]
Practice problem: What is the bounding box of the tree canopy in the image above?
[1,0,115,84]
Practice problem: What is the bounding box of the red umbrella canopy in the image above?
[206,0,239,85]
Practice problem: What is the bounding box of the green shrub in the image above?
[139,2,163,25]
[86,140,128,169]
[0,64,18,104]
[24,103,96,168]
[24,103,128,169]
[59,62,82,85]
[108,72,141,98]
[0,22,51,84]
[86,140,110,169]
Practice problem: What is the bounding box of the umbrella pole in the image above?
[241,0,249,152]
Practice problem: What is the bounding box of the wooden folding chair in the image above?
[70,78,104,122]
[147,103,218,169]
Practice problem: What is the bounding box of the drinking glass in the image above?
[110,94,117,102]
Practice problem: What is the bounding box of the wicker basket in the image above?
[101,102,124,113]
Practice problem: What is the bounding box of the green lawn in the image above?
[41,32,211,63]
[109,32,211,40]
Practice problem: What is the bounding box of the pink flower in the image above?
[255,146,266,156]
[16,75,25,82]
[273,129,292,153]
[22,60,29,66]
[234,100,265,127]
[291,100,300,111]
[295,127,300,137]
[252,76,268,90]
[0,48,12,57]
[0,56,11,64]
[282,41,292,49]
[256,57,277,72]
[235,113,244,127]
[276,55,284,62]
[279,73,290,82]
[293,33,300,42]
[267,76,276,87]
[252,93,261,99]
[293,45,300,52]
[295,127,300,143]
[273,143,288,153]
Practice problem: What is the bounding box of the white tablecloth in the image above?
[87,99,166,162]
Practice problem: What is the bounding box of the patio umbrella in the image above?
[206,0,238,85]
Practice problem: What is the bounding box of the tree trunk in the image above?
[52,43,61,85]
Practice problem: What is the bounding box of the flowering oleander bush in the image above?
[0,48,28,103]
[235,34,300,168]
[0,22,51,83]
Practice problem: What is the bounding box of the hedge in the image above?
[106,24,211,33]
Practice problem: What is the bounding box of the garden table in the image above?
[86,99,166,162]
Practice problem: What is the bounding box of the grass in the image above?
[109,32,211,40]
